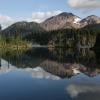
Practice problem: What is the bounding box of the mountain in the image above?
[2,21,45,37]
[40,12,81,31]
[2,12,100,34]
[80,15,100,28]
[1,12,100,46]
[40,12,100,31]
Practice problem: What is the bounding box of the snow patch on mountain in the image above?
[73,17,81,24]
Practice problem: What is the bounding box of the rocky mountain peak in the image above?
[40,12,81,31]
[80,15,100,27]
[58,12,75,17]
[87,15,99,19]
[2,12,100,32]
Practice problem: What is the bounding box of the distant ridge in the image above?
[40,12,100,31]
[1,12,100,36]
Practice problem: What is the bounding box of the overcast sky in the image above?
[0,0,100,28]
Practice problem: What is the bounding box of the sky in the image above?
[0,0,100,28]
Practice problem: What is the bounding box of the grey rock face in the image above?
[79,15,100,28]
[40,12,81,31]
[40,12,100,31]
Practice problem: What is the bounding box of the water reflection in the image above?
[0,48,100,100]
[66,83,100,98]
[0,59,60,80]
[0,47,100,78]
[25,67,61,80]
[0,59,16,74]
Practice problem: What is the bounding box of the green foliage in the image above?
[2,21,45,38]
[23,26,99,48]
[1,22,100,48]
[0,34,29,49]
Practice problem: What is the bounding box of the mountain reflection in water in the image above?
[0,47,100,100]
[0,47,100,78]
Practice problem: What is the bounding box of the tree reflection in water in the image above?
[0,47,100,78]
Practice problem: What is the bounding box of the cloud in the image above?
[0,14,14,29]
[0,11,62,29]
[68,0,100,8]
[66,83,100,98]
[31,11,62,23]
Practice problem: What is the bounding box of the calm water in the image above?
[0,48,100,100]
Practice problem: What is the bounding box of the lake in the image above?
[0,47,100,100]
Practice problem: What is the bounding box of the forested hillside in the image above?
[0,12,100,48]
